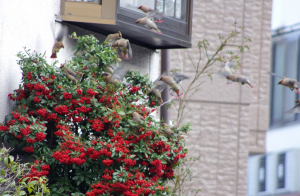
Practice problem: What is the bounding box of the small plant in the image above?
[0,146,50,195]
[168,23,251,195]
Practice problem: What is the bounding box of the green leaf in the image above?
[1,169,5,176]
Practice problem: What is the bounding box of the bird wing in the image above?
[56,26,68,41]
[127,40,133,59]
[172,73,189,84]
[269,72,285,79]
[145,18,158,29]
[217,66,232,77]
[153,72,168,85]
[112,66,130,81]
[152,10,164,21]
[224,62,236,72]
[65,67,79,79]
[217,62,236,77]
[285,104,300,113]
[226,80,234,84]
[154,81,167,91]
[289,79,300,87]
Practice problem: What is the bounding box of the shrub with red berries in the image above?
[0,33,190,195]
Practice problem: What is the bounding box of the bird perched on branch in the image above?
[51,27,68,58]
[138,5,164,23]
[101,65,130,85]
[286,99,300,113]
[156,72,188,98]
[104,65,114,74]
[103,31,122,46]
[218,62,253,88]
[161,123,174,137]
[132,112,145,125]
[270,72,300,93]
[60,64,79,83]
[135,17,162,34]
[114,38,132,59]
[147,81,167,104]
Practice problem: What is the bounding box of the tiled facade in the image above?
[169,0,272,195]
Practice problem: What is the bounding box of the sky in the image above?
[272,0,300,30]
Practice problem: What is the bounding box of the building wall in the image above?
[0,0,159,122]
[169,0,272,195]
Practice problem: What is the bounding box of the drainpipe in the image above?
[160,49,170,125]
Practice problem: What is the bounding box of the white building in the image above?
[247,1,300,195]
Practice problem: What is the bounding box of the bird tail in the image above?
[50,53,57,58]
[120,52,130,60]
[293,88,300,94]
[169,88,184,98]
[151,28,162,34]
[247,83,254,88]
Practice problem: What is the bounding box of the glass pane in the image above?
[67,0,82,1]
[283,39,297,122]
[120,0,155,13]
[271,43,285,123]
[156,0,164,13]
[164,0,175,17]
[84,0,98,2]
[175,0,182,19]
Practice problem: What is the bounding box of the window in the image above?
[258,156,266,192]
[119,0,187,21]
[277,153,285,189]
[67,0,99,3]
[270,29,300,126]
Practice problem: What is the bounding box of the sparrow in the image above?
[226,74,253,88]
[50,27,68,58]
[161,123,174,137]
[60,64,79,83]
[132,112,145,124]
[147,81,167,104]
[114,38,132,59]
[103,31,122,46]
[270,72,300,93]
[138,5,164,23]
[135,17,162,34]
[101,65,130,84]
[218,62,253,88]
[156,72,189,98]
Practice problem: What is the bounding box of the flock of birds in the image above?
[52,5,300,135]
[49,5,187,136]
